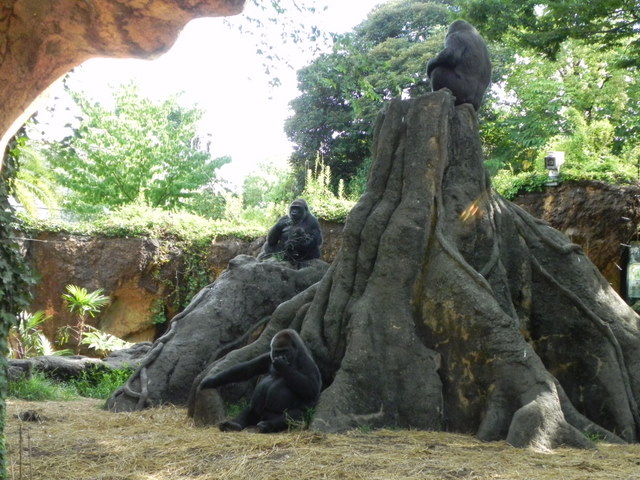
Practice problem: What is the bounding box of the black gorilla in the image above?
[200,329,322,433]
[426,20,491,111]
[259,198,323,262]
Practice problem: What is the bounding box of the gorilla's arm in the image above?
[266,216,291,249]
[295,216,322,255]
[200,353,272,389]
[273,355,321,402]
[306,217,323,249]
[427,41,464,77]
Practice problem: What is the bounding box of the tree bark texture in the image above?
[191,92,640,449]
[0,0,245,161]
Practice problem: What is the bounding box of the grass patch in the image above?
[225,400,249,419]
[8,373,77,401]
[69,366,133,399]
[9,367,133,401]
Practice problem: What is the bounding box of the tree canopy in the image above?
[44,84,230,214]
[285,0,640,198]
[459,0,640,68]
[285,0,454,194]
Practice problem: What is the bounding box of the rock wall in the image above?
[514,180,640,294]
[25,220,344,346]
[23,182,640,348]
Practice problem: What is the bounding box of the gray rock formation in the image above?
[106,255,328,411]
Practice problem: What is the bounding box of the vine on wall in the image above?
[0,147,36,478]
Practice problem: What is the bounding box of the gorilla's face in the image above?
[289,205,304,224]
[271,339,298,366]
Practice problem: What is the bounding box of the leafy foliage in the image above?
[79,326,133,358]
[0,144,36,477]
[240,162,298,225]
[491,170,549,200]
[8,311,71,359]
[301,159,355,223]
[10,134,61,218]
[285,0,453,193]
[483,38,640,174]
[19,201,270,242]
[44,83,230,214]
[459,0,640,68]
[491,106,640,199]
[69,366,133,399]
[9,367,133,401]
[59,285,110,354]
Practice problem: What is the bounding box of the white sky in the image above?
[39,0,385,188]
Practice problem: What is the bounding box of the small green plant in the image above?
[8,373,77,401]
[490,166,550,200]
[224,400,249,419]
[286,407,316,431]
[584,431,607,443]
[59,285,110,354]
[8,311,71,358]
[357,424,374,433]
[301,158,355,223]
[79,326,133,358]
[70,366,133,399]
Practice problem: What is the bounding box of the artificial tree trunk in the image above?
[188,92,640,449]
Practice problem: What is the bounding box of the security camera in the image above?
[544,151,565,171]
[544,151,565,186]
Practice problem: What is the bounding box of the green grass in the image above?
[9,367,133,401]
[69,366,133,399]
[9,373,78,401]
[225,400,249,419]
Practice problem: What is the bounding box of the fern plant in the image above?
[60,285,110,354]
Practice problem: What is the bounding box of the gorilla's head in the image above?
[289,198,309,224]
[270,330,299,366]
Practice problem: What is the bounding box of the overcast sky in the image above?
[39,0,385,188]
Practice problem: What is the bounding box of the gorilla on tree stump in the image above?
[427,20,492,111]
[199,329,321,433]
[114,90,640,450]
[259,199,323,264]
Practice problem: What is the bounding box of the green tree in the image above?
[10,133,61,218]
[459,0,640,68]
[46,84,230,213]
[285,0,454,193]
[483,38,640,175]
[242,161,296,208]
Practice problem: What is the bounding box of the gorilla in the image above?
[200,329,322,433]
[426,20,492,111]
[259,198,323,262]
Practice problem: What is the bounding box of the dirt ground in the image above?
[5,398,640,480]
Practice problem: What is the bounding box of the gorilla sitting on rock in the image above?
[427,19,492,111]
[259,198,323,263]
[199,329,322,433]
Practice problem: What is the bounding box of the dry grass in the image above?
[6,398,640,480]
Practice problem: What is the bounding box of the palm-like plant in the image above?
[8,310,58,358]
[61,285,110,354]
